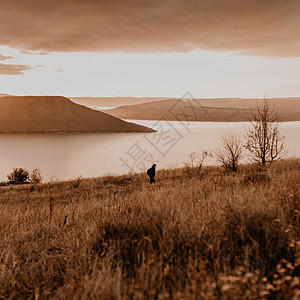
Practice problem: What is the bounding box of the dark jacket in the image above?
[147,166,155,178]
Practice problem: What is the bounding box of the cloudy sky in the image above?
[0,0,299,97]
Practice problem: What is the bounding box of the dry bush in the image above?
[72,175,82,188]
[7,168,30,183]
[29,168,43,184]
[183,151,212,177]
[216,135,243,171]
[0,159,299,299]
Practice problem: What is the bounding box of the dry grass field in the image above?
[0,159,299,299]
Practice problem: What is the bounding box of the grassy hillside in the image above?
[0,96,154,133]
[0,159,299,299]
[104,98,300,122]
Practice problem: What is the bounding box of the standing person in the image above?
[147,164,156,183]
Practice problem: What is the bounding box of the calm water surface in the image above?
[0,120,299,181]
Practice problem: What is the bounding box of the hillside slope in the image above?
[0,96,154,133]
[0,159,299,298]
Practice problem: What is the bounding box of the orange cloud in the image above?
[0,54,13,60]
[0,63,32,75]
[0,0,299,56]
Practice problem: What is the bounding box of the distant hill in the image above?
[182,97,300,112]
[70,96,170,108]
[0,96,154,133]
[104,98,300,122]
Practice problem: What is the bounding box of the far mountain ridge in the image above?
[104,98,300,122]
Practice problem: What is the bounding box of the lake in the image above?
[0,120,299,181]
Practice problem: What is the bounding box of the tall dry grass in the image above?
[0,159,299,299]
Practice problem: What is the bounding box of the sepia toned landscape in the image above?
[1,0,300,299]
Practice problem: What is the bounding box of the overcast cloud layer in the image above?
[0,0,299,56]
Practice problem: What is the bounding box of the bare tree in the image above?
[216,135,243,171]
[245,98,286,165]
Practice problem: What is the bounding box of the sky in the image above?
[0,0,300,98]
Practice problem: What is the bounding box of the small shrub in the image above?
[72,176,82,188]
[29,168,43,184]
[216,135,244,171]
[184,151,213,177]
[7,168,29,183]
